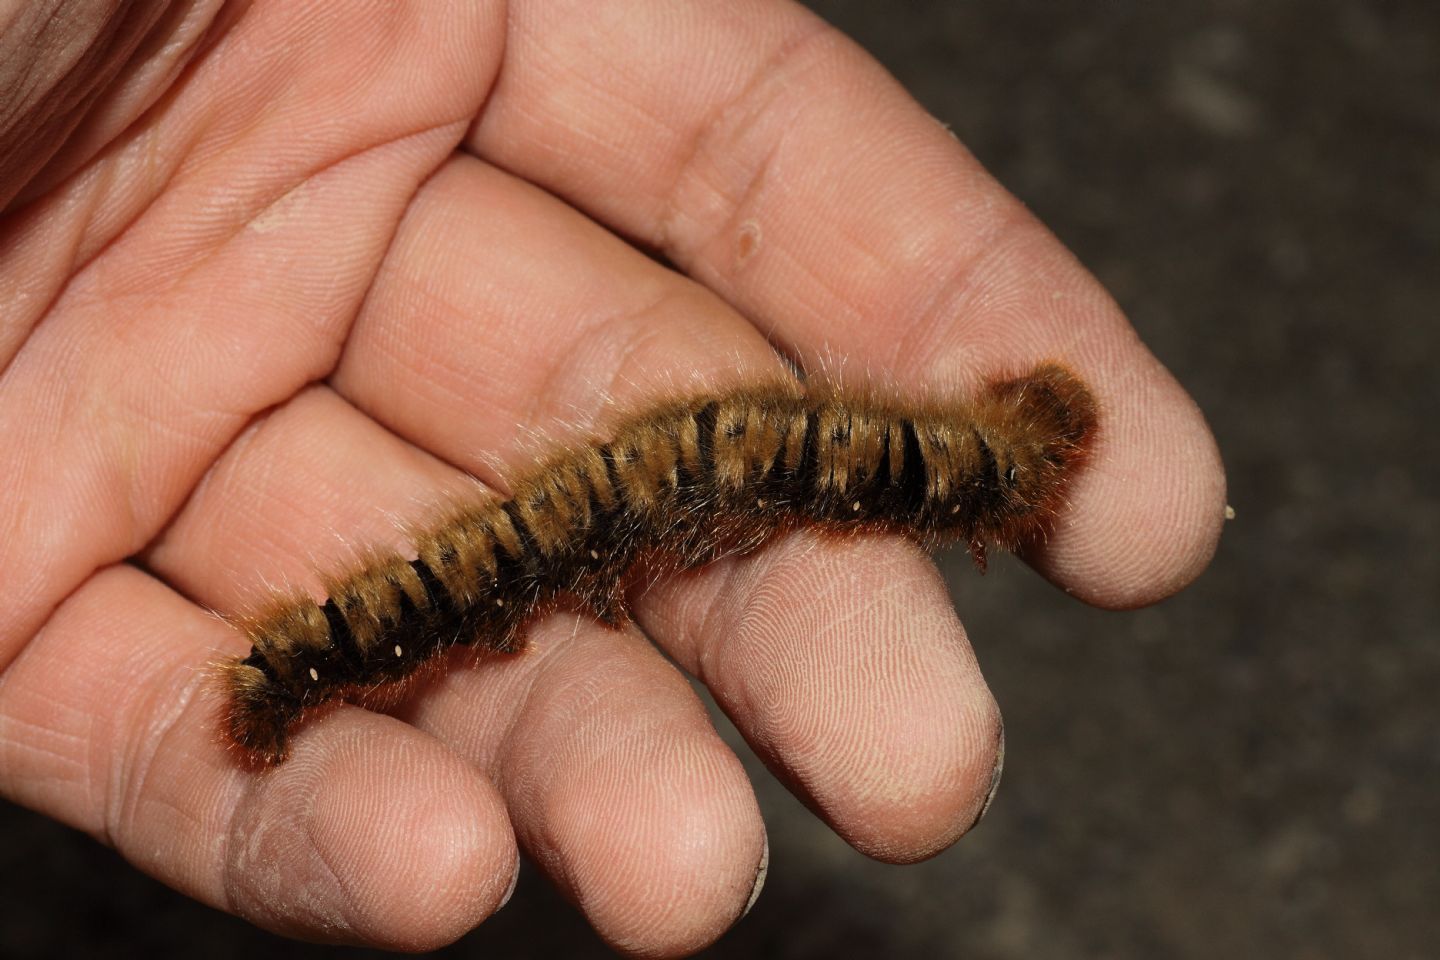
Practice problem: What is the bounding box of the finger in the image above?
[146,387,767,955]
[328,156,788,475]
[0,0,500,663]
[400,615,768,955]
[469,0,1227,607]
[636,529,1002,862]
[330,153,1003,859]
[0,564,516,950]
[145,386,471,611]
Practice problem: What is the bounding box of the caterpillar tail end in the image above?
[215,658,299,767]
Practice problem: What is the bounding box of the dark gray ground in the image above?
[3,2,1436,957]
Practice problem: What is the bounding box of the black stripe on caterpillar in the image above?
[217,363,1098,764]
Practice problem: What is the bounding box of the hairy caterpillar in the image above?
[219,364,1098,765]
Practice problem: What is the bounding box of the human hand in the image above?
[0,1,1225,953]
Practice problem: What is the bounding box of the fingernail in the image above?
[970,719,1006,832]
[741,834,770,919]
[498,857,521,911]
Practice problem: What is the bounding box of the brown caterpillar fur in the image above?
[219,363,1098,765]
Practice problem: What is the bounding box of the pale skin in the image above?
[0,1,1226,954]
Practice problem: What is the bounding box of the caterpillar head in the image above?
[963,363,1099,551]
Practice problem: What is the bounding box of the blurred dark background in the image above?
[3,1,1435,957]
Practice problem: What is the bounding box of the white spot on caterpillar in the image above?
[756,498,767,508]
[496,598,505,608]
[852,501,862,512]
[394,644,403,657]
[1225,504,1237,520]
[951,504,961,514]
[590,549,600,560]
[308,668,319,682]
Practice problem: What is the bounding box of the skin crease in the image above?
[0,0,1225,956]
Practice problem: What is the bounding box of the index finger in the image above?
[468,0,1226,606]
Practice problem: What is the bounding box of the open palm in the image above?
[0,1,1224,953]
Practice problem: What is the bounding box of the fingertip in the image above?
[225,711,516,951]
[541,734,765,957]
[830,689,1004,865]
[1032,359,1228,609]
